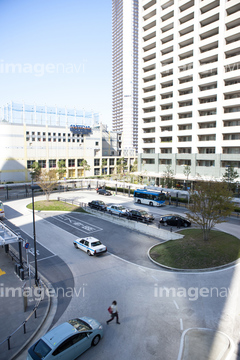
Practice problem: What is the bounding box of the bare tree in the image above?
[38,169,58,201]
[186,181,235,241]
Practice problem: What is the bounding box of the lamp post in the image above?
[31,185,39,286]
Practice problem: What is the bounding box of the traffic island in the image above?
[148,229,240,271]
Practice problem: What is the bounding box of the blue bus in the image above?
[133,189,166,207]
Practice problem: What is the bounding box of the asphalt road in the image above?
[3,192,240,360]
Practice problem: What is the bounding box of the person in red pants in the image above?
[107,300,120,324]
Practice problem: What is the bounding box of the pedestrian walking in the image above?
[106,300,120,325]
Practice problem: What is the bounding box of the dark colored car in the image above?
[97,189,112,196]
[159,215,191,227]
[88,200,107,211]
[127,209,154,223]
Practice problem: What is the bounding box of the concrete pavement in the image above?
[0,249,50,360]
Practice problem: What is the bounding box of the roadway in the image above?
[3,191,240,360]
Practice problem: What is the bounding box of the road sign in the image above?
[25,242,30,249]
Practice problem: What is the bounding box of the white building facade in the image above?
[0,102,136,183]
[112,0,139,152]
[139,0,240,182]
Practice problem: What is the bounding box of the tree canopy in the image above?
[30,161,41,181]
[80,160,90,177]
[186,181,235,241]
[57,160,66,180]
[163,165,174,188]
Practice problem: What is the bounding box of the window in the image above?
[38,160,46,168]
[95,142,99,146]
[94,159,100,166]
[27,160,35,169]
[142,159,155,164]
[68,159,75,167]
[49,159,56,168]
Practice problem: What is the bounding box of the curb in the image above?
[148,242,240,273]
[177,328,235,360]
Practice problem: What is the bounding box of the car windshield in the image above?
[33,339,51,358]
[139,210,149,215]
[118,206,125,210]
[68,318,92,331]
[91,241,102,246]
[98,201,105,205]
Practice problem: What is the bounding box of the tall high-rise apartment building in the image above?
[112,0,139,152]
[139,0,240,182]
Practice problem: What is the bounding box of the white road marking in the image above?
[30,254,57,263]
[180,318,183,331]
[55,215,103,234]
[173,300,179,310]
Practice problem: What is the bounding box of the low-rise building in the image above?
[0,102,136,183]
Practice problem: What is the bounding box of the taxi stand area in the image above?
[0,221,25,280]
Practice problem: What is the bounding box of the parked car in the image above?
[159,214,191,227]
[0,201,5,219]
[107,205,129,216]
[127,209,154,223]
[88,200,107,211]
[73,237,107,256]
[27,317,103,360]
[97,189,112,196]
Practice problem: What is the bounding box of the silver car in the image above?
[27,317,103,360]
[107,204,129,216]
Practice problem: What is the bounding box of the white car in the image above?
[107,205,129,216]
[73,237,107,256]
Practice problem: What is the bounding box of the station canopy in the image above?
[0,221,21,245]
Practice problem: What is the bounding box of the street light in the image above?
[31,185,40,286]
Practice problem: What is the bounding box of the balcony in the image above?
[143,0,157,11]
[200,11,219,27]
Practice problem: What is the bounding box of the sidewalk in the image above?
[0,250,50,360]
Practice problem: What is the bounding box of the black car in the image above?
[127,209,154,223]
[97,189,112,196]
[88,200,107,211]
[159,215,191,227]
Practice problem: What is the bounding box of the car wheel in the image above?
[109,211,112,215]
[149,202,153,206]
[87,250,91,256]
[163,222,168,226]
[92,335,100,346]
[137,199,141,204]
[183,222,188,227]
[74,243,78,249]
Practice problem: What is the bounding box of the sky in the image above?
[0,0,112,128]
